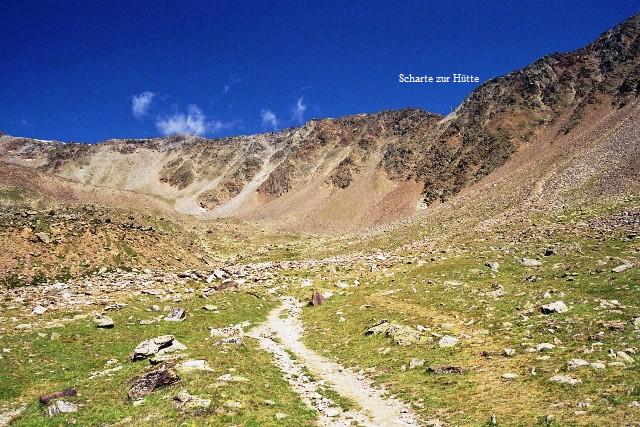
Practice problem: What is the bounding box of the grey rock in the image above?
[521,258,542,267]
[485,261,500,272]
[612,263,633,273]
[409,358,425,369]
[131,335,176,361]
[567,359,590,370]
[32,305,47,315]
[94,314,114,328]
[47,400,78,417]
[164,308,186,322]
[549,375,581,386]
[540,301,568,314]
[438,335,459,348]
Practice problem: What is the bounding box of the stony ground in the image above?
[0,197,639,426]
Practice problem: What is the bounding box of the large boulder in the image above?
[128,366,179,399]
[131,335,176,361]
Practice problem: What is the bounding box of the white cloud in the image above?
[290,97,307,123]
[131,91,155,119]
[260,109,279,130]
[156,105,235,136]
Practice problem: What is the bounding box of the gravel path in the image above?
[249,296,421,427]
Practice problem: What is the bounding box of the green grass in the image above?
[0,291,316,426]
[297,226,640,426]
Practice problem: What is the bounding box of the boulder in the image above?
[549,375,581,386]
[32,305,47,315]
[520,258,542,267]
[94,314,114,328]
[131,335,176,361]
[567,359,590,370]
[540,301,568,314]
[164,308,186,322]
[485,261,500,272]
[387,323,424,346]
[438,335,459,348]
[47,400,78,417]
[128,366,179,399]
[612,263,633,273]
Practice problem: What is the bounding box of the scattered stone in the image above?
[409,358,425,369]
[485,261,500,272]
[15,323,33,331]
[172,390,211,411]
[427,365,465,374]
[438,335,459,348]
[387,323,424,346]
[309,290,326,306]
[502,373,518,380]
[202,305,218,311]
[32,305,47,315]
[47,400,78,417]
[164,308,186,322]
[275,412,288,420]
[0,404,26,426]
[535,343,556,352]
[128,366,179,399]
[365,320,390,336]
[209,322,248,338]
[216,373,249,383]
[94,314,114,328]
[612,263,633,273]
[549,375,581,386]
[215,337,244,346]
[520,258,542,267]
[34,232,51,244]
[443,280,463,287]
[224,400,242,409]
[89,365,123,379]
[324,407,340,417]
[567,359,590,370]
[365,320,425,345]
[131,335,176,361]
[614,351,634,363]
[540,301,568,314]
[599,320,626,330]
[503,348,516,357]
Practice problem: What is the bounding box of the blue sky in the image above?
[1,1,638,142]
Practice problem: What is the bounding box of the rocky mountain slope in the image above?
[0,14,639,234]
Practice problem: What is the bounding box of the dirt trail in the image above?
[249,296,421,427]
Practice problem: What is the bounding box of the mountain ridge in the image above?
[0,14,638,232]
